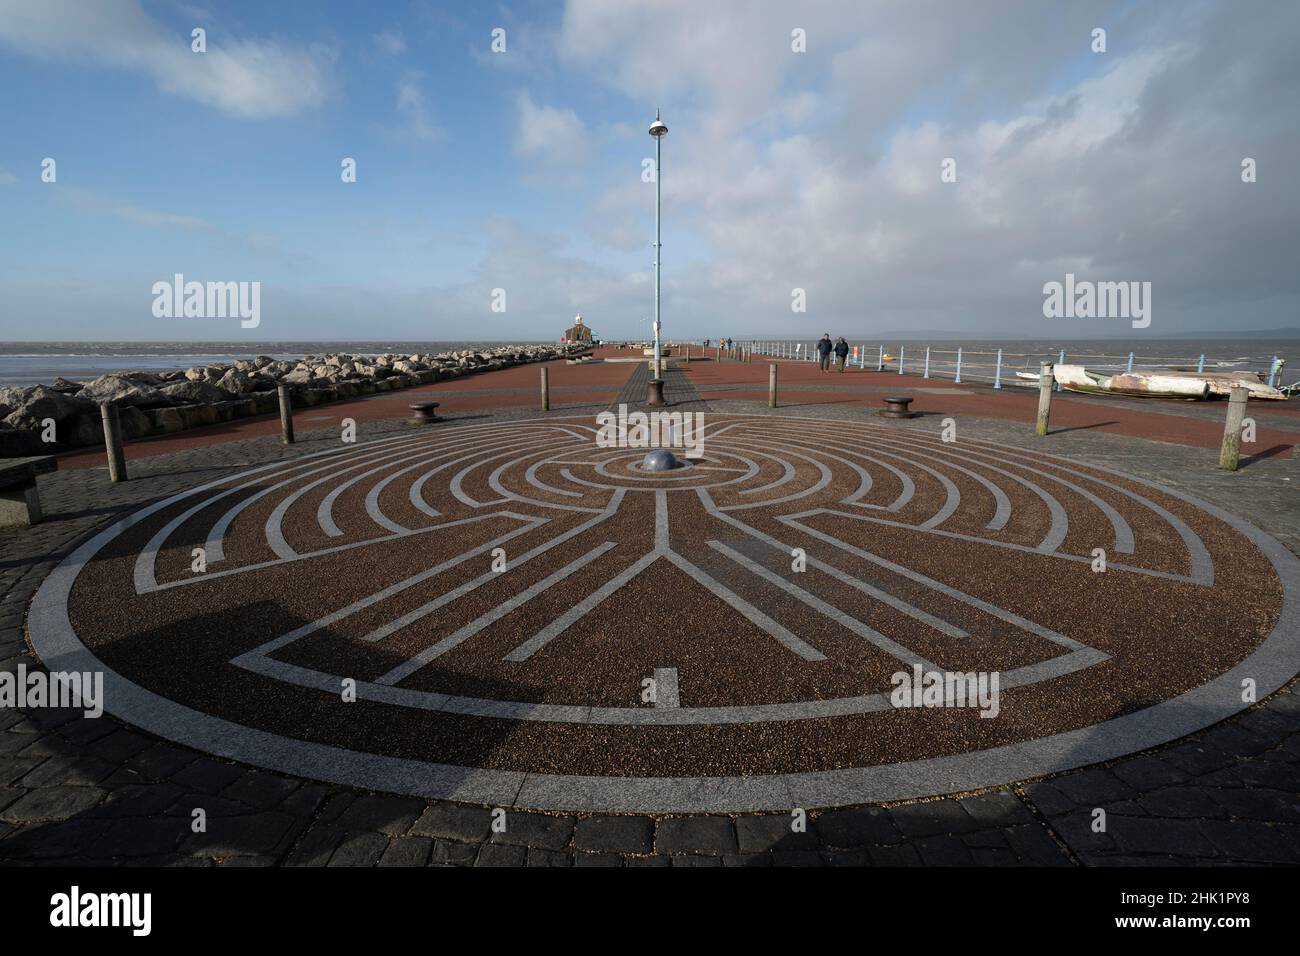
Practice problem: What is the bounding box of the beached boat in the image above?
[1164,368,1288,400]
[1052,364,1210,399]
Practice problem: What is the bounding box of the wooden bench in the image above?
[408,401,442,424]
[0,456,57,529]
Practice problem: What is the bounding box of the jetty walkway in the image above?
[2,349,1297,866]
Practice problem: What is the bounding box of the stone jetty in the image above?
[0,343,587,456]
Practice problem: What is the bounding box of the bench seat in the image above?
[0,455,57,529]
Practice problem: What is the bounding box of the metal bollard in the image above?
[923,347,930,379]
[1036,364,1053,436]
[768,363,778,409]
[898,345,905,375]
[955,347,963,384]
[278,384,295,445]
[540,367,550,411]
[100,402,128,482]
[1218,386,1248,470]
[994,349,1003,389]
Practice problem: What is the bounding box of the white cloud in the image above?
[374,28,407,56]
[394,71,439,142]
[514,92,589,166]
[0,0,330,118]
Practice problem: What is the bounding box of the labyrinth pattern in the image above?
[29,415,1300,812]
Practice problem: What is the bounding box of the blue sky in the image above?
[1,1,1296,342]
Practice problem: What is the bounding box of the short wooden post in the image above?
[768,363,778,409]
[540,367,550,411]
[1036,364,1053,436]
[278,384,295,445]
[1218,386,1248,470]
[100,403,128,482]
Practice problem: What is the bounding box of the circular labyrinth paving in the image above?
[28,415,1300,812]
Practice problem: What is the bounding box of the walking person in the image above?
[816,333,833,372]
[834,336,850,372]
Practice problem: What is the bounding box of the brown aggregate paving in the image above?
[50,411,1288,781]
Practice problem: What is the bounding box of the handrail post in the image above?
[994,349,1003,389]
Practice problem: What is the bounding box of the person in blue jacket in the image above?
[816,333,834,372]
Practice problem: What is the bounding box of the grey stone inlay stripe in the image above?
[505,551,660,661]
[654,667,680,708]
[377,541,618,685]
[361,488,626,645]
[708,540,940,669]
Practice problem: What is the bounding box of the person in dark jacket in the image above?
[834,337,850,371]
[816,333,834,371]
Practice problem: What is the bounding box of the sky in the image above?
[0,0,1297,343]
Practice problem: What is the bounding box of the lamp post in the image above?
[647,109,668,406]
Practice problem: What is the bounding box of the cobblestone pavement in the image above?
[2,404,1298,866]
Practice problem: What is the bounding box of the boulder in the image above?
[160,380,235,405]
[78,374,171,408]
[281,368,314,385]
[216,369,255,395]
[50,377,83,393]
[2,385,95,430]
[117,405,154,439]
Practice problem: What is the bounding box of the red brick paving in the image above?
[54,348,1297,470]
[691,358,1300,457]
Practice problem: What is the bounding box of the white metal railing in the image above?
[741,342,1290,391]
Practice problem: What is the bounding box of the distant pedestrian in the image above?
[816,333,833,372]
[834,337,849,371]
[725,337,733,351]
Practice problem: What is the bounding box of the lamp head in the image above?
[648,108,667,138]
